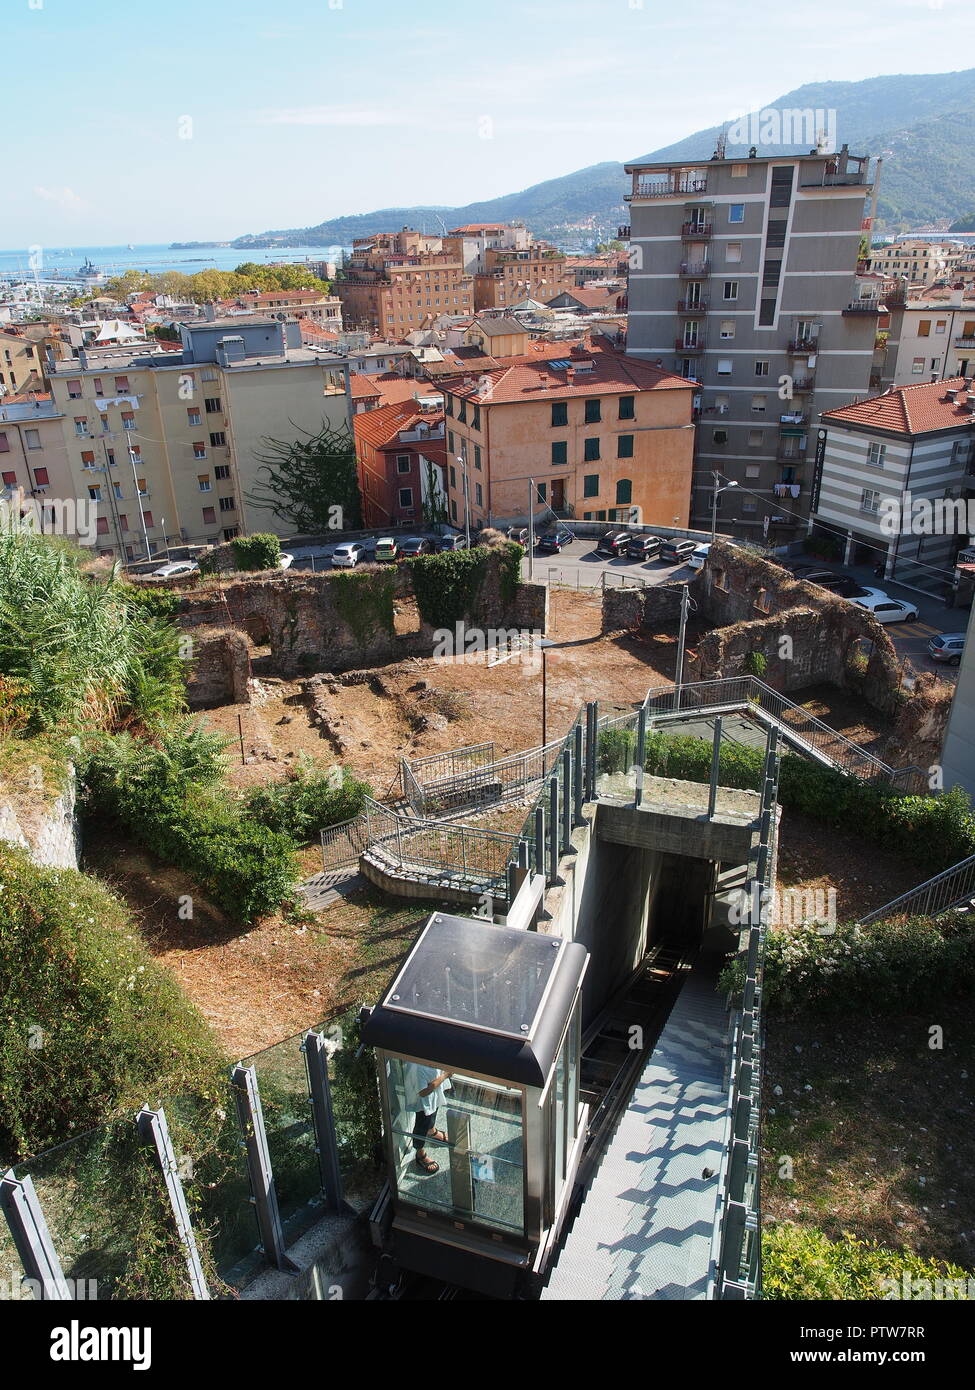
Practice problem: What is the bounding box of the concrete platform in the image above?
[541,970,732,1301]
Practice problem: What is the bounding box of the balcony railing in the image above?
[629,175,708,199]
[843,298,882,315]
[681,221,712,239]
[799,171,869,188]
[679,260,710,278]
[617,225,630,240]
[677,296,709,313]
[789,375,815,392]
[779,411,808,427]
[956,336,975,349]
[675,337,706,353]
[786,337,819,354]
[777,440,807,460]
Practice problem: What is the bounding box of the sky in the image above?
[4,0,975,247]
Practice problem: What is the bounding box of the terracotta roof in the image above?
[436,348,691,404]
[353,398,444,451]
[448,224,509,234]
[562,286,624,309]
[350,372,442,407]
[349,374,382,400]
[822,376,975,436]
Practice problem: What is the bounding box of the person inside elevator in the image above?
[405,1062,452,1174]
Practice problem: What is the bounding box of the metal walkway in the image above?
[541,970,732,1301]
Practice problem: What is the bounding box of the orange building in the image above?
[335,228,474,336]
[354,396,447,527]
[472,244,576,312]
[438,346,695,528]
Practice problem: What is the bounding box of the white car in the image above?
[851,595,919,624]
[151,560,199,578]
[278,552,295,569]
[687,543,710,571]
[331,542,367,569]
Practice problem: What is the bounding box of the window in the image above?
[964,321,975,338]
[583,474,599,497]
[720,320,735,340]
[396,454,411,474]
[474,444,482,470]
[449,465,456,488]
[742,498,757,514]
[96,517,109,536]
[917,321,931,337]
[472,405,480,430]
[214,464,231,480]
[33,467,49,486]
[187,408,202,425]
[936,320,947,335]
[74,418,89,436]
[755,360,770,376]
[143,511,153,528]
[198,475,211,492]
[617,434,634,458]
[867,442,887,469]
[475,482,483,507]
[551,401,568,427]
[447,430,455,453]
[93,378,104,396]
[445,395,454,416]
[729,204,745,223]
[584,437,600,461]
[458,400,467,423]
[204,397,222,414]
[726,241,742,264]
[723,281,739,301]
[80,450,95,468]
[860,488,881,514]
[118,514,128,531]
[221,525,238,540]
[202,506,216,524]
[584,399,601,424]
[121,413,135,430]
[618,395,635,420]
[713,428,728,444]
[552,441,568,465]
[2,470,16,485]
[731,164,747,178]
[114,376,130,393]
[218,496,236,512]
[747,430,764,448]
[759,299,776,326]
[717,359,733,375]
[398,487,413,508]
[615,478,632,505]
[912,357,925,375]
[0,434,7,453]
[745,464,761,478]
[67,379,82,399]
[536,482,547,501]
[450,499,457,521]
[193,442,206,459]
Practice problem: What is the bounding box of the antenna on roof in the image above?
[714,129,727,161]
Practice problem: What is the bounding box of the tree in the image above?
[420,457,448,529]
[247,421,362,533]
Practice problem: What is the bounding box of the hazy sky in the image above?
[4,0,975,246]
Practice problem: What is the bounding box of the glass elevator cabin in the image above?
[363,912,589,1298]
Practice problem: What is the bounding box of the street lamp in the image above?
[537,636,557,747]
[711,471,738,543]
[456,455,470,549]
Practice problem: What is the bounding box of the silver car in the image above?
[331,542,367,569]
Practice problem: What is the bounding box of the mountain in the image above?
[231,70,975,249]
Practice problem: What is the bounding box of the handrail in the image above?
[858,851,975,925]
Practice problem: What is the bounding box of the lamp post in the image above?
[537,637,556,747]
[456,454,470,550]
[711,471,739,543]
[674,582,698,711]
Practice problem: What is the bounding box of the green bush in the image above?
[0,846,221,1161]
[81,727,300,922]
[408,547,491,630]
[744,650,768,678]
[246,758,371,841]
[231,533,281,572]
[329,568,395,643]
[763,1223,973,1300]
[597,727,636,773]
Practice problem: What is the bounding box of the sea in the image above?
[0,242,350,284]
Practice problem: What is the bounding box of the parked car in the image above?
[437,533,468,552]
[331,542,367,569]
[536,527,574,553]
[627,534,662,561]
[398,536,435,558]
[278,552,295,570]
[841,586,889,604]
[507,526,530,545]
[151,560,198,578]
[374,537,399,563]
[687,542,711,571]
[851,595,920,624]
[928,632,966,665]
[659,539,698,564]
[810,574,871,598]
[596,530,631,557]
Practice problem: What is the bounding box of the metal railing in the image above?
[362,796,518,895]
[319,813,370,873]
[858,852,975,925]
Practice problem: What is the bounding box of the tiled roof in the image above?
[436,348,691,404]
[353,398,444,450]
[350,372,442,407]
[448,224,509,234]
[822,376,975,436]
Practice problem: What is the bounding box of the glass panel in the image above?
[245,1035,322,1244]
[318,1011,386,1210]
[387,916,563,1041]
[554,1046,566,1184]
[387,1059,524,1234]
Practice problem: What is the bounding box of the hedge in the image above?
[231,533,281,572]
[246,758,372,841]
[763,1223,973,1300]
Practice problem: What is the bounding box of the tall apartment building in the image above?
[623,147,879,537]
[45,318,351,560]
[443,223,531,275]
[335,229,474,336]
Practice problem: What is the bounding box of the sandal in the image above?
[415,1153,439,1174]
[427,1128,449,1144]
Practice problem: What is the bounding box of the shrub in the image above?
[329,568,395,643]
[597,727,636,773]
[763,1223,973,1300]
[744,650,768,678]
[0,846,221,1161]
[231,533,281,572]
[408,547,490,630]
[246,758,371,842]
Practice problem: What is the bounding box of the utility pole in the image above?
[127,442,151,560]
[528,477,535,580]
[675,582,697,711]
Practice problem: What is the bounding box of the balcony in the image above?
[842,298,882,315]
[681,221,712,239]
[679,260,711,278]
[628,174,708,200]
[956,336,975,350]
[779,411,808,427]
[799,170,870,189]
[617,225,630,240]
[786,337,819,354]
[677,296,709,314]
[789,375,815,392]
[777,439,807,460]
[675,336,706,353]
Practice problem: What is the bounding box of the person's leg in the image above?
[412,1110,434,1152]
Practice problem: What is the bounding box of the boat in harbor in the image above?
[77,257,104,280]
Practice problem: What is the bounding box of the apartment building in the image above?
[354,396,446,527]
[0,326,48,396]
[335,229,474,336]
[232,288,343,330]
[880,288,975,387]
[443,223,531,275]
[472,244,576,312]
[46,318,351,559]
[437,345,694,528]
[812,375,975,590]
[0,397,75,520]
[623,146,878,537]
[866,239,965,287]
